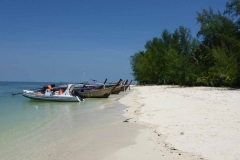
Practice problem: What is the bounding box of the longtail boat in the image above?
[121,80,132,91]
[111,86,123,94]
[76,86,114,98]
[59,79,122,98]
[110,79,124,94]
[104,79,132,94]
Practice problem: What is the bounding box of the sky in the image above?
[0,0,227,83]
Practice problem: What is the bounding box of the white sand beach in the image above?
[105,85,240,160]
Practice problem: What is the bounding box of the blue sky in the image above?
[0,0,227,83]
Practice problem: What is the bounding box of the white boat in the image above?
[22,84,84,102]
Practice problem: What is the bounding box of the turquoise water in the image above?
[0,81,127,159]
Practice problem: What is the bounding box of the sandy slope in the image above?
[105,85,240,160]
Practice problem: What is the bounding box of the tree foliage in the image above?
[130,0,240,87]
[130,26,199,85]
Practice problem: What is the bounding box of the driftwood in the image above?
[123,118,132,122]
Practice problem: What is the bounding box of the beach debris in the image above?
[170,147,177,150]
[123,118,132,122]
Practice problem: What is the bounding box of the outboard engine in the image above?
[72,90,84,101]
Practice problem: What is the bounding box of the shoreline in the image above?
[0,94,143,160]
[105,85,240,160]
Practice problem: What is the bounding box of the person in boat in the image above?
[47,84,55,91]
[47,85,53,91]
[58,89,63,95]
[41,84,55,92]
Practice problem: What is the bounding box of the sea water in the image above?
[0,82,130,159]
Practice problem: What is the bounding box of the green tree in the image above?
[197,7,237,48]
[225,0,240,30]
[130,51,146,84]
[208,45,238,86]
[224,0,240,86]
[196,3,240,87]
[130,0,240,87]
[130,26,199,85]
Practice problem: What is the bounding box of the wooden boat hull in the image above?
[111,86,123,94]
[76,87,114,98]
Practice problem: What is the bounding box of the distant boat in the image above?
[111,79,132,94]
[121,80,132,91]
[22,84,84,102]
